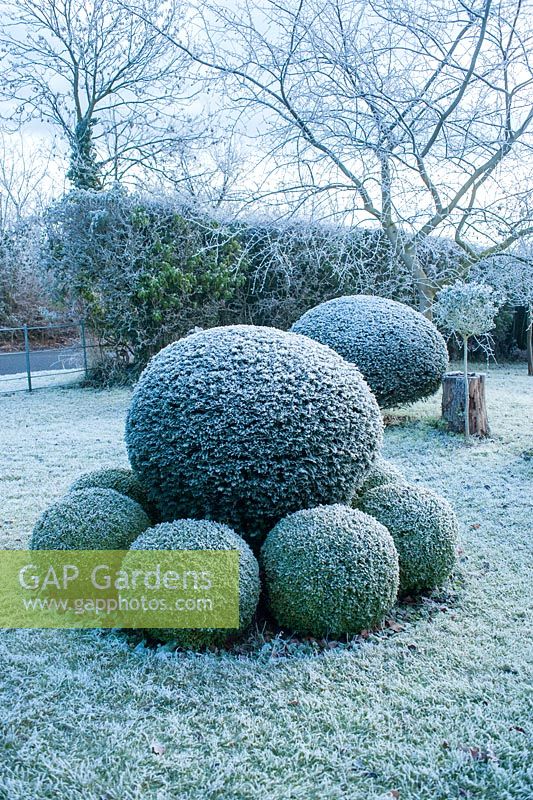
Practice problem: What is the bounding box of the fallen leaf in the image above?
[151,742,166,756]
[386,620,405,633]
[459,744,498,763]
[288,699,300,706]
[510,725,526,734]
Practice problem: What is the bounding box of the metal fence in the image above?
[0,322,89,393]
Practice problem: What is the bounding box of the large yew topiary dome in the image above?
[126,325,383,541]
[128,518,260,648]
[291,295,448,407]
[261,504,399,637]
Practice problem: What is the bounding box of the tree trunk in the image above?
[410,256,435,319]
[462,335,470,440]
[441,372,490,437]
[527,303,533,377]
[385,232,435,318]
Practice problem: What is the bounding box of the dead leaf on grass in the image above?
[459,744,498,763]
[385,619,405,633]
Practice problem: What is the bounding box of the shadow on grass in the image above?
[112,572,465,663]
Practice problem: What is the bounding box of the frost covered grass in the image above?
[0,368,83,395]
[0,364,531,800]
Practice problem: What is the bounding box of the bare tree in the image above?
[0,134,60,226]
[0,135,58,325]
[132,0,533,313]
[0,0,201,188]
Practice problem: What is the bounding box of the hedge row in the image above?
[42,188,527,383]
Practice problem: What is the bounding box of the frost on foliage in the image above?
[291,295,448,407]
[261,504,399,636]
[69,467,154,518]
[472,255,533,307]
[30,488,151,550]
[433,281,501,338]
[129,519,260,649]
[126,325,383,541]
[354,456,406,501]
[360,483,458,595]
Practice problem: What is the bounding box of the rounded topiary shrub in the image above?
[69,467,154,517]
[30,488,151,550]
[126,325,383,541]
[355,456,405,499]
[291,295,448,407]
[359,483,458,595]
[261,504,399,637]
[128,519,260,648]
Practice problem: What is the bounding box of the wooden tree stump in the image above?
[441,372,490,437]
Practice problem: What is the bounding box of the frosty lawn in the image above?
[0,364,531,800]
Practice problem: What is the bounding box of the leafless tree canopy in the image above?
[0,0,201,185]
[145,0,533,310]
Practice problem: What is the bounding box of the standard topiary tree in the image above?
[126,325,383,541]
[354,456,405,500]
[359,483,458,595]
[291,295,449,407]
[30,488,151,550]
[261,504,399,637]
[433,281,501,438]
[128,519,260,648]
[69,467,154,518]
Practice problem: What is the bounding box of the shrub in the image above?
[237,223,415,331]
[69,467,154,518]
[261,504,399,637]
[126,325,383,542]
[128,519,260,648]
[291,294,448,407]
[355,456,405,499]
[45,187,247,371]
[0,217,57,327]
[30,488,151,550]
[359,483,458,595]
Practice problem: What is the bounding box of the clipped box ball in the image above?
[30,488,151,550]
[126,325,383,541]
[360,483,458,595]
[128,518,260,648]
[69,467,154,518]
[291,295,448,407]
[355,456,405,500]
[261,504,399,637]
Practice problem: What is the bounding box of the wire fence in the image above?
[0,321,89,394]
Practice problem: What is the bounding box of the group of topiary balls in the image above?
[31,295,458,650]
